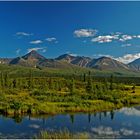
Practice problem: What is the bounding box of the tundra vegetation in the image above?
[0,67,139,117]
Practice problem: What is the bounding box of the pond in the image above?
[0,106,140,138]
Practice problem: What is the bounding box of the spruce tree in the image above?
[69,78,75,94]
[13,79,17,88]
[83,73,86,82]
[28,70,33,89]
[0,71,4,88]
[86,71,92,93]
[110,74,114,90]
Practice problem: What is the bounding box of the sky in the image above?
[1,1,140,63]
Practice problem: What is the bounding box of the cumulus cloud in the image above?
[30,40,43,44]
[46,37,56,42]
[74,29,97,38]
[91,35,119,43]
[119,35,133,42]
[69,53,78,57]
[90,32,140,44]
[121,44,132,47]
[27,47,47,53]
[92,54,113,58]
[16,32,33,36]
[115,53,140,64]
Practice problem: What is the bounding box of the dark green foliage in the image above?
[110,74,114,90]
[28,70,33,89]
[132,84,136,93]
[13,79,17,88]
[4,72,9,88]
[11,101,22,112]
[0,71,4,88]
[86,71,93,93]
[83,73,86,82]
[69,78,75,94]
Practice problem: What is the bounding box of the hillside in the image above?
[129,58,140,71]
[0,50,139,77]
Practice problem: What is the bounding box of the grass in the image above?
[0,70,139,116]
[35,129,90,139]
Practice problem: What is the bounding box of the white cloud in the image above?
[91,126,120,136]
[92,54,113,58]
[91,35,119,43]
[92,53,140,64]
[115,53,140,64]
[16,32,33,36]
[46,37,56,42]
[16,49,21,55]
[119,35,133,42]
[27,47,47,53]
[120,128,134,136]
[29,124,40,129]
[90,32,140,44]
[91,126,140,138]
[30,40,43,44]
[121,44,132,47]
[42,49,47,53]
[119,107,140,117]
[69,53,78,57]
[74,29,97,38]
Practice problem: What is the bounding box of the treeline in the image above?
[0,70,136,92]
[0,70,128,90]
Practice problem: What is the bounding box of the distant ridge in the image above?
[0,50,140,72]
[129,58,140,71]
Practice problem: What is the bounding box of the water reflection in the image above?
[1,110,116,125]
[110,110,115,120]
[12,114,22,123]
[69,114,74,123]
[0,106,140,138]
[88,113,91,123]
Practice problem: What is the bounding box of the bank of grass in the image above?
[0,87,139,116]
[35,129,90,139]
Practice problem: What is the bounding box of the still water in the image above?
[0,106,140,138]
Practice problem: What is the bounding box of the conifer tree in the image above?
[28,70,33,89]
[69,78,75,94]
[0,71,4,88]
[86,71,93,93]
[13,79,17,88]
[4,72,8,88]
[110,74,114,90]
[83,73,86,82]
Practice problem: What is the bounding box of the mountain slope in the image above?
[87,56,130,71]
[22,50,46,61]
[56,54,92,67]
[129,58,140,71]
[0,58,12,64]
[10,51,80,69]
[2,51,140,74]
[10,50,46,67]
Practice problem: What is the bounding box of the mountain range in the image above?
[0,50,140,73]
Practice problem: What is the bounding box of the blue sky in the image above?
[1,1,140,63]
